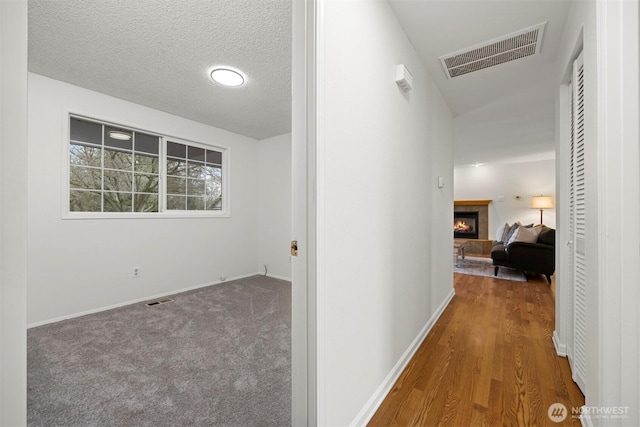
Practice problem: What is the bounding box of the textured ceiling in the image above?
[28,0,292,140]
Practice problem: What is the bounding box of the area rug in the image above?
[455,256,527,282]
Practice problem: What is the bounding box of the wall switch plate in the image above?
[438,176,445,188]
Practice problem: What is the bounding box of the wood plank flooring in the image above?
[368,273,584,426]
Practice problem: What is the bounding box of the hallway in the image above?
[369,273,584,426]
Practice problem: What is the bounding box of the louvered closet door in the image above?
[570,51,587,394]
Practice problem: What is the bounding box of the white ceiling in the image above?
[28,0,292,140]
[29,0,571,163]
[389,0,572,166]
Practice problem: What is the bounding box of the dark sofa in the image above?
[490,226,555,283]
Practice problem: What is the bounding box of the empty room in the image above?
[25,0,293,424]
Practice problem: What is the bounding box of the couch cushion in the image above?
[495,222,510,242]
[510,225,539,244]
[502,223,519,245]
[538,227,555,245]
[491,242,508,260]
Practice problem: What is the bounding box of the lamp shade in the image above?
[531,195,553,210]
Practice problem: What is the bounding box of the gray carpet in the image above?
[454,256,527,282]
[28,275,291,427]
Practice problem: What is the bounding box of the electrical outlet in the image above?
[132,267,140,278]
[220,274,227,282]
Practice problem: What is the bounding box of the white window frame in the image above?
[62,113,230,219]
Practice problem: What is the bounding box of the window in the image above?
[68,116,225,215]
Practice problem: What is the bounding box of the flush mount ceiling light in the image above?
[210,68,245,87]
[108,130,131,140]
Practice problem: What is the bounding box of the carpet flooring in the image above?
[28,275,291,427]
[454,256,527,282]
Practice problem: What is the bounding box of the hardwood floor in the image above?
[368,273,584,426]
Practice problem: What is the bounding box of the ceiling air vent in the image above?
[439,22,547,79]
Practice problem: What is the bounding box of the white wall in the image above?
[28,73,262,325]
[454,159,556,234]
[1,0,28,424]
[258,133,292,280]
[316,1,453,425]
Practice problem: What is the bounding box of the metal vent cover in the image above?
[439,22,547,79]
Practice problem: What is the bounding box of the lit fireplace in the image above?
[454,211,479,239]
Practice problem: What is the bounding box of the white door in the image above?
[568,51,587,394]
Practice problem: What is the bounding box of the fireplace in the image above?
[454,211,479,239]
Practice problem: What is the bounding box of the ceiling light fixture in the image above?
[108,130,132,140]
[210,68,245,87]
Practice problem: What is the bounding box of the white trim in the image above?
[580,406,594,427]
[61,111,231,218]
[553,330,567,357]
[349,289,456,427]
[265,273,292,282]
[291,0,318,424]
[27,272,260,329]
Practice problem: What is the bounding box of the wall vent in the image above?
[439,22,547,79]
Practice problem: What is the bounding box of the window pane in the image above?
[187,178,205,196]
[103,192,132,212]
[104,149,132,171]
[70,118,102,145]
[167,176,186,195]
[167,195,186,210]
[206,195,222,210]
[206,150,222,165]
[187,196,205,210]
[187,161,204,178]
[167,141,186,158]
[205,165,222,197]
[70,166,102,190]
[70,190,101,212]
[134,154,158,173]
[103,170,132,191]
[70,143,102,167]
[188,146,205,161]
[134,193,158,212]
[166,159,186,177]
[104,126,133,150]
[134,173,159,193]
[135,133,159,154]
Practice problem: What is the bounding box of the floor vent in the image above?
[439,22,546,79]
[145,298,173,307]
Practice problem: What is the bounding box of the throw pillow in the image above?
[495,222,510,242]
[529,224,544,240]
[510,225,539,244]
[502,223,519,246]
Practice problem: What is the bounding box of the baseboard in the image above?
[553,330,567,356]
[265,273,292,281]
[27,272,260,329]
[350,288,456,427]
